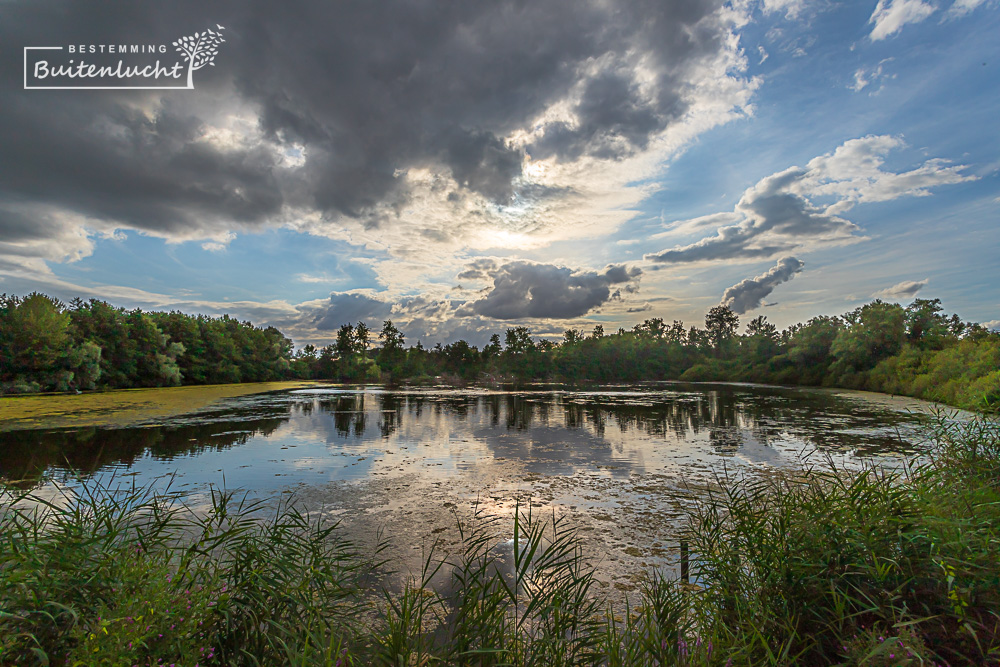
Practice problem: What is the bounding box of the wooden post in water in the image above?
[680,540,689,584]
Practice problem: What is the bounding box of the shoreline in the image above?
[0,380,319,432]
[0,378,975,433]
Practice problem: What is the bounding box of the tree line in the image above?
[0,293,292,393]
[290,299,998,412]
[2,292,997,411]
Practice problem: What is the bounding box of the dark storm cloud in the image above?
[720,256,804,314]
[0,207,66,242]
[1,0,731,246]
[529,70,679,161]
[0,93,285,238]
[312,293,393,330]
[460,261,642,320]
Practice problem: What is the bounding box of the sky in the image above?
[2,0,998,347]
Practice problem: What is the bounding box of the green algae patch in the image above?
[0,381,316,431]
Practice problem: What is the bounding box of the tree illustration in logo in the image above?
[173,25,226,89]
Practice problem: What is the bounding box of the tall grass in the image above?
[0,484,376,666]
[2,414,999,666]
[681,413,1000,666]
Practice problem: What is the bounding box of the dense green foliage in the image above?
[3,415,998,665]
[310,298,994,412]
[1,293,293,393]
[386,298,994,412]
[2,292,997,411]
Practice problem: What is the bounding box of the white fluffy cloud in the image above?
[761,0,809,19]
[868,0,936,40]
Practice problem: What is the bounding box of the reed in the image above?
[2,413,997,666]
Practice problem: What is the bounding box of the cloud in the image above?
[456,258,500,282]
[645,165,859,263]
[645,135,974,265]
[720,256,804,314]
[0,204,96,267]
[868,0,936,40]
[948,0,990,16]
[311,293,394,330]
[459,261,642,320]
[0,0,756,278]
[982,319,1000,332]
[761,0,809,19]
[850,60,894,92]
[871,278,928,301]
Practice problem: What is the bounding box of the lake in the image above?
[0,382,960,593]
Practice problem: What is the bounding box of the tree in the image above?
[291,344,318,379]
[743,315,780,365]
[335,324,355,359]
[0,293,70,379]
[831,300,906,376]
[504,327,534,354]
[378,320,405,373]
[705,305,739,353]
[378,320,404,356]
[66,341,102,389]
[126,310,182,386]
[482,334,502,360]
[666,320,687,345]
[591,324,605,339]
[687,327,710,350]
[746,315,778,340]
[563,329,584,345]
[642,317,667,338]
[354,322,371,355]
[316,345,337,378]
[787,316,842,372]
[905,298,950,349]
[443,340,480,377]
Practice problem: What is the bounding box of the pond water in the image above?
[0,383,960,593]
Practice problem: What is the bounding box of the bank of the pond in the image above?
[2,415,998,666]
[0,381,318,431]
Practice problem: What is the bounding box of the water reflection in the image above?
[0,416,288,489]
[0,383,934,491]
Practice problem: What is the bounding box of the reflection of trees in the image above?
[0,414,288,489]
[2,386,928,491]
[379,394,404,438]
[488,395,501,427]
[505,395,532,431]
[318,395,368,438]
